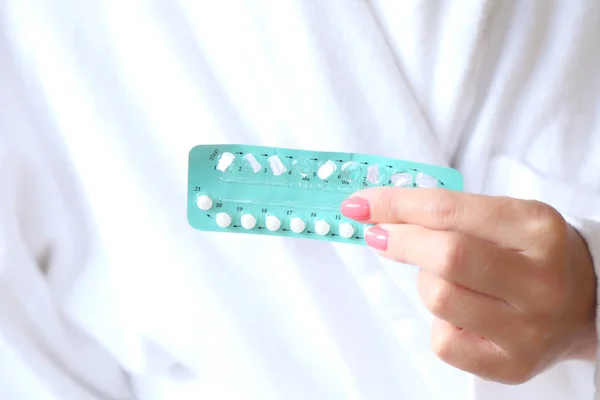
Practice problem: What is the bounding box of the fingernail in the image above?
[341,197,370,220]
[365,226,388,251]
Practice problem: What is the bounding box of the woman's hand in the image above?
[341,188,597,384]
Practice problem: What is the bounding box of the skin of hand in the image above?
[340,187,597,385]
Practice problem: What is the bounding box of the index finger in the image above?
[340,187,557,250]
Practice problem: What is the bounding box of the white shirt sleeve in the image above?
[565,216,600,398]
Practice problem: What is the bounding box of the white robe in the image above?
[1,0,599,399]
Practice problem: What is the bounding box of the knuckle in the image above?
[430,328,454,362]
[388,232,411,263]
[524,201,568,239]
[427,192,461,228]
[378,188,401,221]
[502,352,540,385]
[436,233,467,276]
[477,350,535,385]
[500,365,536,386]
[425,280,454,316]
[482,196,510,226]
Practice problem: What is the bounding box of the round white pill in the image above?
[216,152,236,172]
[317,160,337,180]
[241,214,257,230]
[290,217,306,233]
[338,222,355,239]
[265,215,281,231]
[415,172,438,188]
[196,195,213,211]
[314,219,330,236]
[215,212,232,228]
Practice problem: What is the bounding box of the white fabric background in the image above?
[1,1,599,399]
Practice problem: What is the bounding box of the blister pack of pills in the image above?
[187,144,463,245]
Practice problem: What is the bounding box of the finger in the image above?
[341,187,557,250]
[430,319,527,384]
[366,223,533,302]
[417,270,517,344]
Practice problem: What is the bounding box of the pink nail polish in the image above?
[365,226,388,251]
[340,197,370,220]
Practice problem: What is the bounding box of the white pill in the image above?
[415,172,438,188]
[338,222,355,239]
[268,156,287,176]
[216,212,232,228]
[243,154,262,173]
[290,217,306,233]
[241,214,257,229]
[265,215,281,231]
[317,160,337,180]
[391,172,412,187]
[216,152,236,172]
[314,219,330,236]
[196,195,213,211]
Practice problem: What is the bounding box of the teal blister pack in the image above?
[187,144,463,245]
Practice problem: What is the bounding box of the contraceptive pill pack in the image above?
[187,144,463,245]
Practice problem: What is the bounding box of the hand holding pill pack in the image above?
[187,144,463,245]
